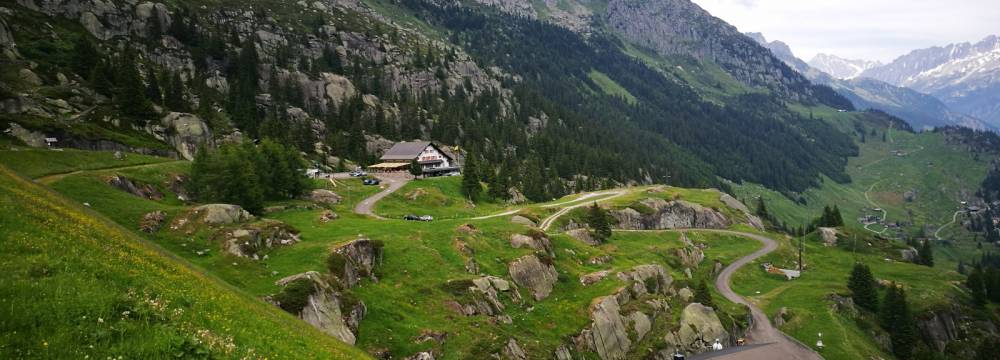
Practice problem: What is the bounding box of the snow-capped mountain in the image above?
[809,54,881,79]
[748,32,993,131]
[860,35,1000,125]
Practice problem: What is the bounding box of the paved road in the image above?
[353,174,410,220]
[934,210,964,240]
[702,229,823,360]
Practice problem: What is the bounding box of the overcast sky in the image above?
[690,0,1000,63]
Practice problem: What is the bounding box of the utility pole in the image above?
[798,236,803,272]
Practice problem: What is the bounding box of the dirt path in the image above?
[934,210,964,240]
[863,180,888,235]
[700,229,823,360]
[537,190,626,231]
[470,190,626,221]
[353,175,410,220]
[35,160,185,185]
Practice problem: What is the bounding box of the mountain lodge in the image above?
[368,141,460,176]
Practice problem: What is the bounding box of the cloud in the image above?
[691,0,1000,62]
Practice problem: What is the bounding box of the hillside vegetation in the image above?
[0,164,368,359]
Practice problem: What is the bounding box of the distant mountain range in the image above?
[808,54,881,80]
[860,35,1000,126]
[749,33,996,131]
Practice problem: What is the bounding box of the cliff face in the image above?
[604,0,815,102]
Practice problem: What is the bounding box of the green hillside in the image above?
[0,164,368,359]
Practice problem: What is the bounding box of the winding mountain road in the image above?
[352,175,410,220]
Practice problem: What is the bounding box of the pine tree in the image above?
[145,68,162,104]
[918,240,934,267]
[848,263,879,312]
[116,53,153,119]
[880,284,917,360]
[461,155,481,200]
[409,159,422,178]
[164,72,187,111]
[694,279,715,308]
[587,203,612,243]
[968,265,987,306]
[72,36,100,77]
[832,205,844,226]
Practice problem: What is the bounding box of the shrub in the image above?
[273,278,315,314]
[326,253,348,279]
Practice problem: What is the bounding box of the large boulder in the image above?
[819,227,838,246]
[329,239,384,288]
[917,310,960,352]
[901,247,919,262]
[675,246,705,268]
[193,204,253,225]
[152,112,214,160]
[6,123,46,147]
[610,198,730,230]
[307,189,342,205]
[268,271,366,345]
[666,303,730,355]
[106,175,163,200]
[508,254,558,301]
[510,231,552,254]
[585,296,632,360]
[223,220,300,259]
[566,228,599,246]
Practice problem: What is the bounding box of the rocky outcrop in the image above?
[448,276,520,322]
[901,247,919,262]
[139,210,166,233]
[150,112,214,160]
[268,271,366,344]
[510,215,537,227]
[819,227,838,246]
[664,303,730,355]
[610,198,730,230]
[580,270,612,286]
[720,194,765,230]
[584,296,632,360]
[508,254,558,301]
[501,338,527,360]
[510,232,552,254]
[307,189,342,205]
[222,220,300,259]
[917,309,960,352]
[675,246,705,268]
[6,123,46,147]
[189,204,253,225]
[566,228,599,245]
[616,264,674,296]
[105,175,163,200]
[330,239,384,288]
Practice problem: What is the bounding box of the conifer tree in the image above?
[848,263,879,312]
[72,36,100,77]
[918,240,934,267]
[116,53,153,119]
[694,279,715,308]
[461,155,481,200]
[968,265,987,306]
[409,159,422,178]
[880,284,917,360]
[145,68,162,104]
[587,203,612,243]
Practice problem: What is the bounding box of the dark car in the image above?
[363,178,381,185]
[403,214,420,221]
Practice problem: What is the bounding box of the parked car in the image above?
[363,178,381,185]
[350,170,367,177]
[418,215,434,222]
[403,214,420,221]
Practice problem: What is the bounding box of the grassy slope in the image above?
[0,147,172,179]
[587,70,638,104]
[28,150,763,358]
[0,165,368,359]
[730,227,963,360]
[374,176,511,219]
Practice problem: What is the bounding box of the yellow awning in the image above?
[368,162,409,169]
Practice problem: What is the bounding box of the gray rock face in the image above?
[918,310,959,352]
[605,0,817,102]
[610,198,730,230]
[223,220,300,259]
[501,338,528,360]
[586,295,632,360]
[193,204,253,225]
[269,271,366,345]
[453,276,519,319]
[616,264,673,295]
[675,246,705,268]
[331,239,384,288]
[580,270,612,286]
[6,123,46,147]
[666,303,730,355]
[901,247,919,262]
[106,175,163,200]
[151,112,214,160]
[508,254,559,301]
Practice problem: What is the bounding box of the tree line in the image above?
[188,140,310,213]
